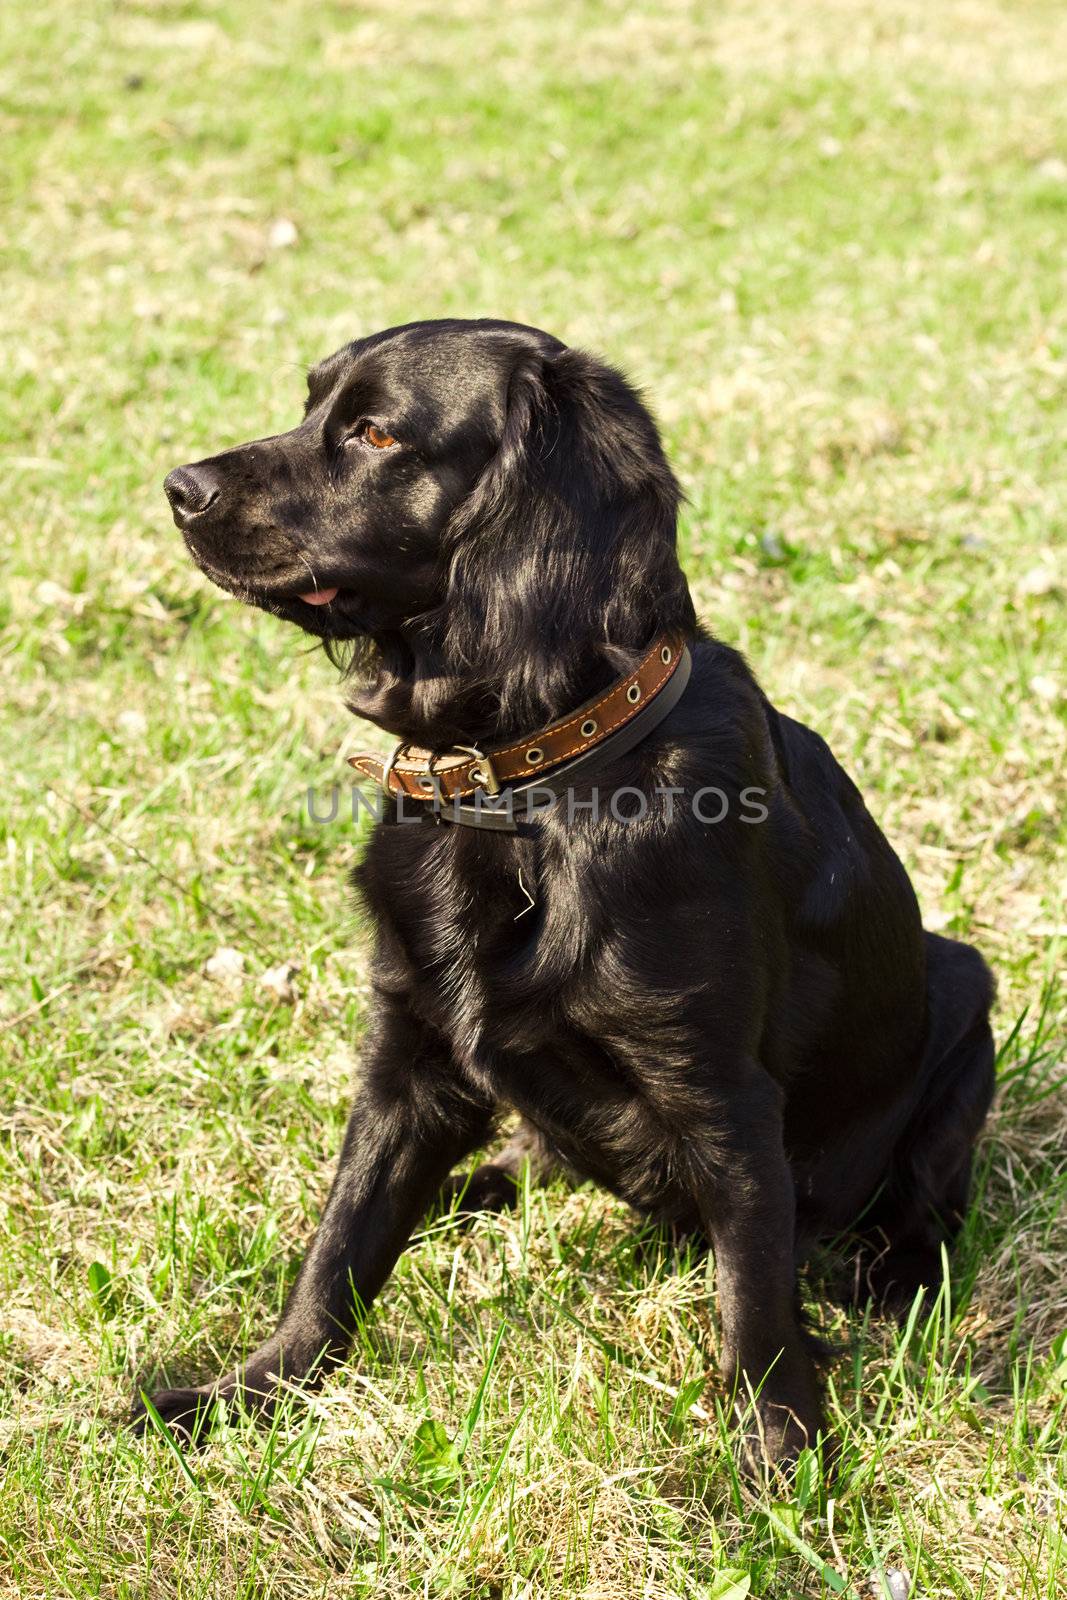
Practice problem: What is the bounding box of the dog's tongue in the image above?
[299,587,339,606]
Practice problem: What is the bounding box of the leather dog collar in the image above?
[347,632,690,819]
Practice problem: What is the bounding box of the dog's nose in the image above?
[164,463,221,520]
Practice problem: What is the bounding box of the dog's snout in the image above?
[164,463,221,521]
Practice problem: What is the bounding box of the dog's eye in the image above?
[352,421,398,450]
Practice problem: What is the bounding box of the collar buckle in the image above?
[381,739,409,788]
[452,744,501,795]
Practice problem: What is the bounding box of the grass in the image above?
[1,0,1065,1593]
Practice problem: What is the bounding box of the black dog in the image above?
[149,318,995,1467]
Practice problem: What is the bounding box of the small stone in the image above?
[35,579,75,607]
[161,1003,195,1036]
[259,961,300,1004]
[1030,674,1060,703]
[267,217,299,250]
[1036,155,1067,181]
[116,708,148,738]
[205,946,246,983]
[1017,566,1058,597]
[867,1570,910,1600]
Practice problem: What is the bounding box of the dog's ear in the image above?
[441,342,694,725]
[444,349,549,543]
[450,343,680,535]
[540,347,681,509]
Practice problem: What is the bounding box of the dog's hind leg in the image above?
[858,932,996,1312]
[438,1118,561,1217]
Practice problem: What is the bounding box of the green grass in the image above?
[1,0,1065,1594]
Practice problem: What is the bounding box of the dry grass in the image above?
[1,0,1065,1595]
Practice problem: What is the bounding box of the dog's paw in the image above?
[131,1383,224,1445]
[132,1367,283,1445]
[439,1161,521,1217]
[738,1393,834,1481]
[131,1343,316,1446]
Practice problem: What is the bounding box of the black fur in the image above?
[145,318,996,1468]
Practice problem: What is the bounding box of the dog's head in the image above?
[166,318,694,736]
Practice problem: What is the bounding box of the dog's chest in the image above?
[358,822,721,1216]
[360,821,604,1063]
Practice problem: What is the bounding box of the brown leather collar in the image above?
[348,631,687,806]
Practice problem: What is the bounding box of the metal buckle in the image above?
[452,743,501,795]
[380,739,408,789]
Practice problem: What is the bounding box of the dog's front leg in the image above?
[134,1000,493,1440]
[692,1067,827,1472]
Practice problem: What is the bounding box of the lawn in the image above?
[1,0,1065,1594]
